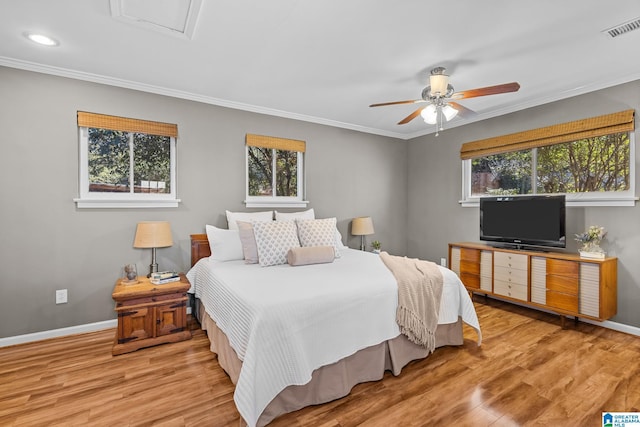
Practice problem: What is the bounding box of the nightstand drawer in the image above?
[117,292,187,308]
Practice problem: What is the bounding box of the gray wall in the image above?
[0,66,407,338]
[407,80,640,328]
[3,64,639,337]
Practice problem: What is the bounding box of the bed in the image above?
[187,232,481,427]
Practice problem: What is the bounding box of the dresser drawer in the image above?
[494,252,528,270]
[460,259,480,275]
[460,247,481,262]
[460,272,480,289]
[547,258,579,278]
[494,265,528,285]
[546,274,579,295]
[546,290,578,312]
[494,280,527,301]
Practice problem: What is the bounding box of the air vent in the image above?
[602,17,640,38]
[110,0,202,40]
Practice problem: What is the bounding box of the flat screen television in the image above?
[480,195,566,249]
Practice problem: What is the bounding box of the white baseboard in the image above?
[0,319,118,348]
[1,306,193,348]
[580,318,640,336]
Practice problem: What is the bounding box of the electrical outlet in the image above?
[55,289,68,304]
[440,257,447,267]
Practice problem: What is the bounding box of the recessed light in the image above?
[25,32,59,47]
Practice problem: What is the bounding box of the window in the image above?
[75,112,179,208]
[245,134,307,208]
[461,110,636,206]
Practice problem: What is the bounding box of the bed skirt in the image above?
[196,299,463,426]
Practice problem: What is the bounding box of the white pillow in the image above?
[225,210,273,230]
[275,208,315,221]
[335,228,348,249]
[296,218,340,257]
[252,220,301,267]
[205,225,244,261]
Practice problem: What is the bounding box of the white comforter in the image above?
[186,249,481,427]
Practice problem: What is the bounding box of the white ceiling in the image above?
[2,0,640,139]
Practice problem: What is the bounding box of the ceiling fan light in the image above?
[421,104,437,124]
[442,104,459,121]
[429,74,449,96]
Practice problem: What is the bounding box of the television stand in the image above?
[448,242,617,323]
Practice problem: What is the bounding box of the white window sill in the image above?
[74,198,181,209]
[244,199,309,209]
[460,195,638,208]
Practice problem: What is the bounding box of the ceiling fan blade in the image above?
[369,99,425,107]
[398,107,425,125]
[448,101,476,118]
[451,82,520,100]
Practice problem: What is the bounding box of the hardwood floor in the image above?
[1,299,639,426]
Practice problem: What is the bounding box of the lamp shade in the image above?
[133,221,173,248]
[442,104,459,121]
[429,73,449,96]
[352,217,374,236]
[421,104,438,124]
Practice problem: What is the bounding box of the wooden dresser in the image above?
[111,274,191,355]
[449,242,617,323]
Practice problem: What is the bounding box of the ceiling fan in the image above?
[370,67,520,135]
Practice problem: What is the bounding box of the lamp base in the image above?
[147,263,159,278]
[147,247,159,277]
[360,236,366,251]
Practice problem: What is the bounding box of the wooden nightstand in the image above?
[111,274,191,355]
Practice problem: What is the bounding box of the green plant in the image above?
[371,240,381,250]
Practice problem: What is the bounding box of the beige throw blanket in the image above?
[380,251,444,353]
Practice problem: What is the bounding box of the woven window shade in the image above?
[460,109,635,160]
[77,111,178,138]
[246,134,306,152]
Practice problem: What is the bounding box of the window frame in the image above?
[74,112,180,209]
[244,134,308,208]
[461,133,637,207]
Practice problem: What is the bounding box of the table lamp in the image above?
[134,221,173,277]
[352,216,374,251]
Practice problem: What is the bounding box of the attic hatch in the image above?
[602,17,640,38]
[109,0,202,40]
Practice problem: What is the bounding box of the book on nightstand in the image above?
[150,276,181,285]
[151,271,179,280]
[150,271,180,285]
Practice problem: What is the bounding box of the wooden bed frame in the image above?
[190,233,210,267]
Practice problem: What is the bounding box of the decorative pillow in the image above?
[205,225,244,261]
[275,208,315,221]
[225,210,273,230]
[296,218,340,257]
[288,246,335,266]
[252,221,301,267]
[237,221,259,264]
